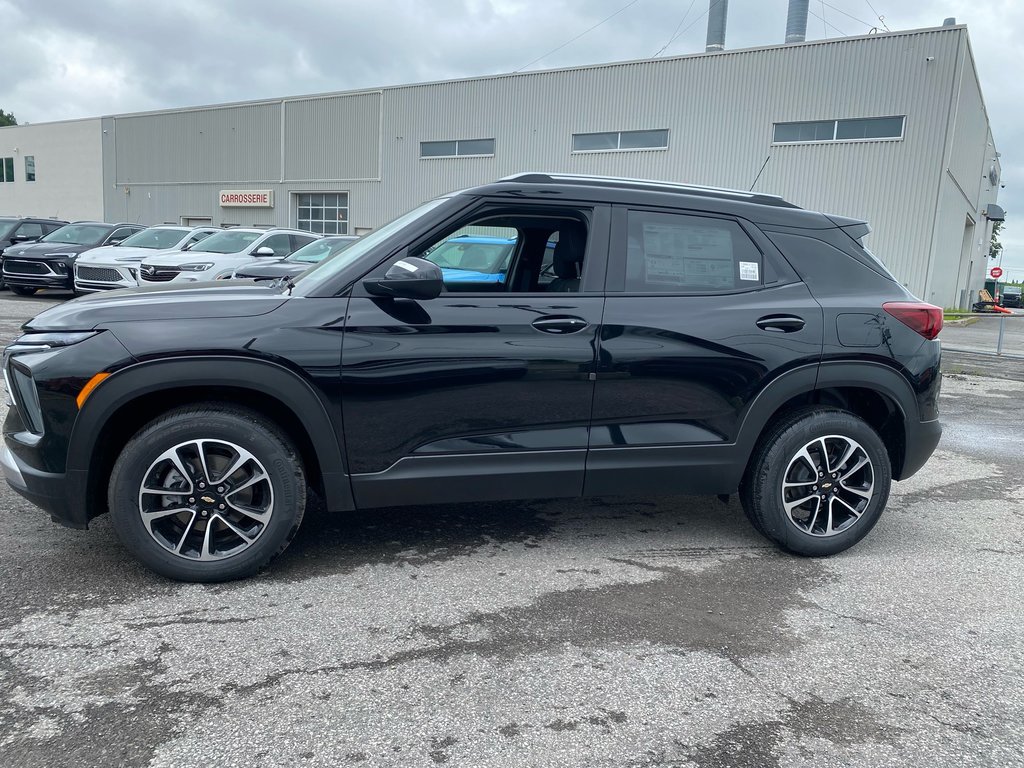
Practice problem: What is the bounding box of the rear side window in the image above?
[624,210,763,293]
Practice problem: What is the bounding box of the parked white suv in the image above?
[138,228,318,284]
[74,226,221,292]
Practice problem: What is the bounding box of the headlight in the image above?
[7,331,99,353]
[178,262,214,272]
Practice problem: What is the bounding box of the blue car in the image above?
[425,234,558,287]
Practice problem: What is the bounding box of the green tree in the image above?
[989,220,1003,260]
[0,109,16,127]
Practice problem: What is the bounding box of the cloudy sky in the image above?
[1,0,1020,274]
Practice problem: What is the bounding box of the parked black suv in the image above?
[2,221,145,295]
[0,217,68,288]
[1,174,943,581]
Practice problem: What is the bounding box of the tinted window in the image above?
[835,116,904,140]
[420,139,495,157]
[624,211,762,293]
[287,238,354,264]
[40,224,112,246]
[16,223,43,240]
[24,156,35,182]
[290,234,317,252]
[572,129,668,152]
[259,234,292,257]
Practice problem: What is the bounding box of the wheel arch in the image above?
[68,356,354,523]
[736,361,919,481]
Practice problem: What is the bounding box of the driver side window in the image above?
[413,212,589,294]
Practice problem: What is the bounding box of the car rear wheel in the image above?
[108,405,306,582]
[10,285,37,296]
[740,407,891,556]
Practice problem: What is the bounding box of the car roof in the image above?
[458,172,841,229]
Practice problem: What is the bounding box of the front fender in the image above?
[67,356,353,518]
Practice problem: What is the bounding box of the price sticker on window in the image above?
[739,261,760,282]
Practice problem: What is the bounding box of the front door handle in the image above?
[532,315,590,334]
[756,315,805,333]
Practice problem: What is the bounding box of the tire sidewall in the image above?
[757,411,891,556]
[109,410,304,582]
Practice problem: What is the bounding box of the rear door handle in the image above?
[532,315,590,334]
[756,315,805,333]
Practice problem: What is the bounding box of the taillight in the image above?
[883,301,943,340]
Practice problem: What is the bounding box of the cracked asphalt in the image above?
[0,291,1022,767]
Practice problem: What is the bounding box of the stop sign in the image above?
[991,267,1004,279]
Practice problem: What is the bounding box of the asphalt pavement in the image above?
[0,290,1022,768]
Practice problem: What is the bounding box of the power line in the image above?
[806,6,847,37]
[652,0,698,58]
[515,0,643,72]
[652,0,726,57]
[821,0,828,38]
[817,1,876,31]
[863,0,891,31]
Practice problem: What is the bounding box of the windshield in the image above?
[190,230,261,254]
[119,227,189,250]
[40,224,111,246]
[295,198,450,292]
[287,238,357,264]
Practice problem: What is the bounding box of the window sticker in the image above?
[642,223,734,288]
[739,261,760,282]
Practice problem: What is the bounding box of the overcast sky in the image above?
[1,0,1020,275]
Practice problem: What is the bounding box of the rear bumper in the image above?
[897,418,942,480]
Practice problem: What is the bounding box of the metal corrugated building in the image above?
[0,24,1000,308]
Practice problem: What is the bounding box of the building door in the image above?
[956,216,976,309]
[181,216,213,226]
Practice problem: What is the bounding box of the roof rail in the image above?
[498,172,799,208]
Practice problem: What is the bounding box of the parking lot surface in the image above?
[0,292,1021,767]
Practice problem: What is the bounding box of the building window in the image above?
[297,192,349,234]
[1,157,13,183]
[572,129,669,153]
[773,116,905,144]
[24,156,35,182]
[420,138,495,158]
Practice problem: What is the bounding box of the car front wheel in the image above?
[740,407,891,556]
[108,405,306,581]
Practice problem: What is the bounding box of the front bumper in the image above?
[74,263,139,292]
[1,436,86,528]
[3,267,74,290]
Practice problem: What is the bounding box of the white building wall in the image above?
[0,118,104,221]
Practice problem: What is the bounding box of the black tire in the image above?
[739,407,891,557]
[10,285,37,296]
[108,404,306,582]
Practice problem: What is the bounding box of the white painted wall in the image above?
[0,118,104,221]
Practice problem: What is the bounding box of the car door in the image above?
[341,201,610,508]
[585,205,824,496]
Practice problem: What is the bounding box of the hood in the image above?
[23,280,289,331]
[141,250,245,267]
[77,244,178,265]
[3,241,95,259]
[234,261,308,279]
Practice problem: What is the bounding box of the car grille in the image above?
[3,259,50,275]
[140,267,179,283]
[77,266,122,283]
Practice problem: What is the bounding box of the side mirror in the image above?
[110,239,124,246]
[181,242,193,251]
[363,257,443,300]
[253,246,276,257]
[12,234,36,243]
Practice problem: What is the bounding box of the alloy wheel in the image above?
[781,435,874,537]
[137,439,274,560]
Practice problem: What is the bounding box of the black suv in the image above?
[2,221,145,295]
[0,217,68,288]
[1,174,943,581]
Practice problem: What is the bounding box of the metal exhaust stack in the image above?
[786,0,809,43]
[705,0,728,52]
